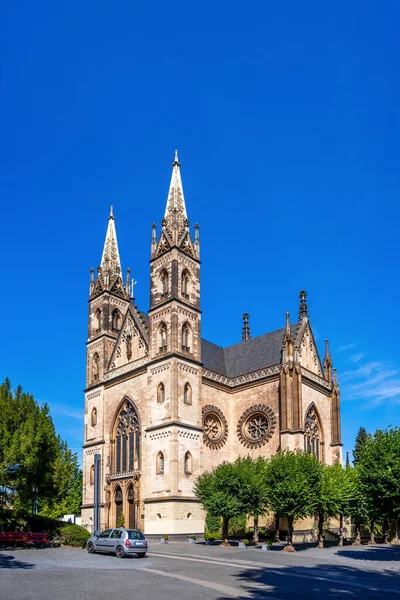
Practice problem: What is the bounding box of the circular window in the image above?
[202,405,228,449]
[237,405,276,448]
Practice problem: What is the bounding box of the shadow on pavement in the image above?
[215,556,400,599]
[0,553,35,569]
[337,545,400,562]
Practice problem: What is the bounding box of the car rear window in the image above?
[127,530,145,540]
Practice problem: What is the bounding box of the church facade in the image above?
[81,152,342,535]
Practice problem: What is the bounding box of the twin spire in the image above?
[100,206,122,280]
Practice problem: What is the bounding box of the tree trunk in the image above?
[338,514,344,547]
[352,522,361,546]
[383,519,390,544]
[281,516,296,552]
[222,516,230,547]
[368,520,376,545]
[318,512,324,549]
[392,518,400,545]
[253,515,259,544]
[274,515,280,542]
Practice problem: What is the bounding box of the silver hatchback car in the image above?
[86,527,148,558]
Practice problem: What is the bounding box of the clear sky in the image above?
[1,1,399,464]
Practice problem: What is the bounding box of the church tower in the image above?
[143,151,204,534]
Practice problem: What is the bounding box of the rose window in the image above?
[237,405,276,449]
[202,405,228,449]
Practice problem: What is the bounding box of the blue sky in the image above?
[1,1,399,464]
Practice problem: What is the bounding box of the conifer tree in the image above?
[353,427,371,466]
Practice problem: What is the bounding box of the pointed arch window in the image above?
[304,405,321,461]
[90,465,95,486]
[157,383,165,404]
[92,353,100,382]
[183,382,192,405]
[184,451,193,474]
[159,323,168,352]
[181,270,189,299]
[91,407,97,427]
[114,399,140,474]
[95,309,102,333]
[160,270,169,297]
[157,452,165,474]
[181,323,191,352]
[112,309,121,332]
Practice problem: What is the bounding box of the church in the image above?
[81,152,342,535]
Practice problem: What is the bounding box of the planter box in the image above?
[189,538,196,544]
[160,538,168,544]
[238,541,247,549]
[261,543,269,551]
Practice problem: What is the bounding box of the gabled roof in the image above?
[202,324,299,378]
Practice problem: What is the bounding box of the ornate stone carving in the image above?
[103,356,148,381]
[178,306,197,321]
[202,405,228,449]
[237,405,276,449]
[87,390,102,401]
[150,362,170,375]
[202,365,281,388]
[178,362,198,375]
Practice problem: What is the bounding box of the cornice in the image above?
[148,296,202,315]
[202,365,281,389]
[143,496,199,504]
[145,421,203,433]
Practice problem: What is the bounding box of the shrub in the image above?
[162,535,168,540]
[189,535,196,540]
[205,512,221,533]
[58,524,90,548]
[228,514,246,535]
[240,539,249,546]
[116,512,125,527]
[204,531,220,543]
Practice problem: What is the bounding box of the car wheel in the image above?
[87,542,95,554]
[137,553,146,558]
[116,545,125,558]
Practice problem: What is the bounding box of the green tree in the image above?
[266,450,323,547]
[316,464,355,549]
[194,462,245,546]
[235,456,269,543]
[41,441,83,518]
[358,427,400,544]
[205,512,221,534]
[353,427,372,466]
[116,512,125,527]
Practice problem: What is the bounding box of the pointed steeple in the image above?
[100,206,122,282]
[283,311,294,365]
[298,289,308,322]
[163,150,188,244]
[242,313,251,341]
[324,338,333,382]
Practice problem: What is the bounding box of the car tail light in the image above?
[125,538,131,547]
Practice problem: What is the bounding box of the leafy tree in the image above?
[205,512,221,534]
[194,462,245,546]
[345,466,368,546]
[40,441,83,518]
[353,427,372,466]
[316,464,355,548]
[235,456,269,543]
[266,450,323,546]
[358,427,400,543]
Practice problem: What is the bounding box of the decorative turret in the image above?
[242,313,251,341]
[323,338,333,382]
[298,289,308,322]
[151,151,199,260]
[333,368,339,391]
[282,311,294,365]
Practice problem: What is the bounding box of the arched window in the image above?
[157,452,165,474]
[181,270,189,298]
[159,323,167,352]
[181,323,191,352]
[114,399,140,474]
[95,309,102,333]
[90,465,95,485]
[184,451,192,474]
[92,353,100,382]
[157,383,165,404]
[183,382,192,405]
[304,404,321,461]
[91,407,97,427]
[160,270,169,296]
[112,309,121,332]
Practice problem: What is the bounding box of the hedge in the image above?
[58,524,90,548]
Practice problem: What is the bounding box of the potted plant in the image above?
[160,535,168,544]
[261,540,272,551]
[189,535,196,544]
[238,539,249,549]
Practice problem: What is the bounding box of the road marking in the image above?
[137,566,279,599]
[150,551,281,570]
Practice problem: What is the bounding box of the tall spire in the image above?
[100,206,122,281]
[298,289,308,322]
[163,150,188,244]
[324,338,333,382]
[242,313,251,341]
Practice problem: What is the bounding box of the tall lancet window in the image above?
[181,323,191,352]
[95,309,102,333]
[92,353,100,382]
[159,323,167,352]
[112,309,121,332]
[181,270,189,298]
[160,270,169,296]
[304,405,321,461]
[114,399,140,474]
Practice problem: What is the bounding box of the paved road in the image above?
[1,542,400,599]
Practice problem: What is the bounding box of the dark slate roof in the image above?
[202,324,299,378]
